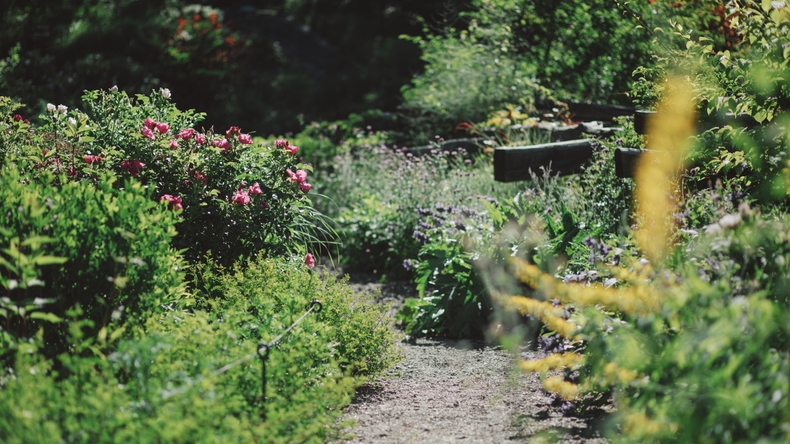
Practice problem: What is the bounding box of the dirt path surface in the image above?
[335,274,609,444]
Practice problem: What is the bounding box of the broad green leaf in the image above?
[29,312,63,323]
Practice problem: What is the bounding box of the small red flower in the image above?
[159,194,183,210]
[226,126,240,138]
[232,189,251,206]
[120,159,146,176]
[248,182,263,195]
[212,138,231,151]
[305,253,315,268]
[84,154,102,164]
[142,126,156,140]
[178,128,195,140]
[238,133,252,145]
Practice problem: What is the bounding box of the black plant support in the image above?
[258,299,323,420]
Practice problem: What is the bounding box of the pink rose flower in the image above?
[285,144,299,155]
[286,168,298,182]
[142,126,156,140]
[156,122,170,134]
[84,155,102,164]
[179,128,195,140]
[211,138,231,151]
[169,139,179,149]
[238,133,252,145]
[299,182,312,193]
[248,182,263,195]
[195,133,206,145]
[13,114,22,122]
[192,171,208,185]
[226,126,240,138]
[120,159,145,176]
[144,118,156,129]
[274,139,289,149]
[232,189,251,206]
[295,169,308,183]
[305,253,315,267]
[159,194,183,210]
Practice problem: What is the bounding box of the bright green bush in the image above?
[0,163,184,360]
[0,256,399,443]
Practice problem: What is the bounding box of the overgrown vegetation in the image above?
[0,89,398,443]
[3,0,790,442]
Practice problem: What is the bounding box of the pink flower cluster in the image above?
[159,194,183,210]
[286,168,312,193]
[120,159,145,176]
[232,189,251,206]
[231,182,265,206]
[226,126,252,145]
[142,118,170,140]
[84,154,103,164]
[274,139,299,155]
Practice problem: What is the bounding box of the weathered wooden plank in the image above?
[567,102,635,123]
[494,139,594,182]
[634,110,760,135]
[614,147,643,178]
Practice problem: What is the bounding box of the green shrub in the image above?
[0,256,399,443]
[193,256,400,377]
[0,88,326,266]
[0,163,184,360]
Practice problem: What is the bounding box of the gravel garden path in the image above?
[334,273,610,444]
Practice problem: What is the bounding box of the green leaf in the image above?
[29,311,63,323]
[32,255,68,266]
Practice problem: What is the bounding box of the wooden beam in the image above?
[567,102,635,123]
[494,139,593,182]
[614,147,643,178]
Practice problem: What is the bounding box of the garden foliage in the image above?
[315,142,523,280]
[2,88,323,266]
[507,73,790,442]
[0,89,399,442]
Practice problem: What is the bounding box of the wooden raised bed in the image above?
[494,139,593,182]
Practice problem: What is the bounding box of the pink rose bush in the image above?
[27,87,320,266]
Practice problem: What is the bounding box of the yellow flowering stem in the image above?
[542,375,579,400]
[520,352,585,374]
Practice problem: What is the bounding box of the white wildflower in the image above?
[718,213,742,229]
[57,105,68,114]
[46,103,56,113]
[161,88,172,99]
